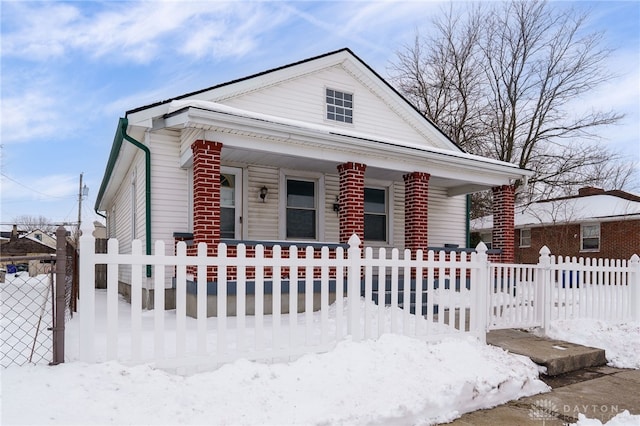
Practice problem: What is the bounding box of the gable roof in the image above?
[96,48,534,216]
[471,188,640,231]
[126,48,463,152]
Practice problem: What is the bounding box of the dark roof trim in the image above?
[126,48,352,115]
[126,47,465,153]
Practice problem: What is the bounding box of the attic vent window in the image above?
[326,89,353,123]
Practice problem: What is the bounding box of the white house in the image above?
[95,48,532,306]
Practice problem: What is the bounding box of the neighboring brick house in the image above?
[472,187,640,263]
[95,48,532,304]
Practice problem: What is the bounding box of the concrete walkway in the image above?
[445,330,640,425]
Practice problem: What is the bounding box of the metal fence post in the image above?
[51,225,67,365]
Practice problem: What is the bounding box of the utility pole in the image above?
[76,173,88,244]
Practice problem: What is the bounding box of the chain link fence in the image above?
[1,265,55,367]
[1,231,75,368]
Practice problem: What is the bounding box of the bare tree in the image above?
[12,215,57,234]
[391,0,634,213]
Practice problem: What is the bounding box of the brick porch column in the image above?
[337,162,366,243]
[403,172,430,252]
[191,140,223,274]
[492,184,515,263]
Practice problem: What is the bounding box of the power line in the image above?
[1,172,72,199]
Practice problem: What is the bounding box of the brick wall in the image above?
[515,219,640,263]
[403,172,430,252]
[337,162,366,243]
[492,185,515,263]
[190,139,223,279]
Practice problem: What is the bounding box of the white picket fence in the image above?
[77,234,489,372]
[77,233,639,372]
[488,247,640,330]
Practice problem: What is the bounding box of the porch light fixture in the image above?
[333,196,340,215]
[259,186,268,202]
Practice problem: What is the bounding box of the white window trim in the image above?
[364,180,393,246]
[221,166,243,240]
[279,170,325,241]
[323,85,355,126]
[580,223,600,252]
[519,228,531,248]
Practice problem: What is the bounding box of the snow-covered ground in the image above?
[538,319,640,369]
[1,275,638,425]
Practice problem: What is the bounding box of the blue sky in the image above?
[1,1,639,230]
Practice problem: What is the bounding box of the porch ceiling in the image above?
[222,146,494,195]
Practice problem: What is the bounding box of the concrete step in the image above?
[487,329,607,376]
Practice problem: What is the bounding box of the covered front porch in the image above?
[164,101,531,269]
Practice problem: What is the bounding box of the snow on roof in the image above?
[167,100,530,173]
[472,193,640,231]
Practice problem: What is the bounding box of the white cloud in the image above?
[1,173,77,202]
[1,1,292,64]
[1,91,61,144]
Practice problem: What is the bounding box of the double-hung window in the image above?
[581,223,600,251]
[286,179,317,239]
[519,228,531,248]
[220,173,236,239]
[480,232,492,249]
[364,187,387,242]
[326,88,353,123]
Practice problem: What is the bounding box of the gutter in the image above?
[466,194,471,248]
[95,117,152,277]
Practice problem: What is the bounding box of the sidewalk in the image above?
[445,330,640,425]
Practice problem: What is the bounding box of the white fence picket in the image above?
[255,244,265,354]
[77,234,638,372]
[216,243,228,359]
[106,238,119,360]
[196,242,207,357]
[153,241,165,360]
[288,246,299,350]
[130,239,142,362]
[175,242,186,359]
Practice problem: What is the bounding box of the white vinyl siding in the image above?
[427,187,466,248]
[323,174,340,242]
[110,155,145,285]
[392,182,405,248]
[221,66,432,147]
[149,130,189,246]
[246,165,279,240]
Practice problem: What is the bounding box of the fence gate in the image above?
[487,262,544,330]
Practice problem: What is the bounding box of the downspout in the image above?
[466,194,471,248]
[94,117,152,277]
